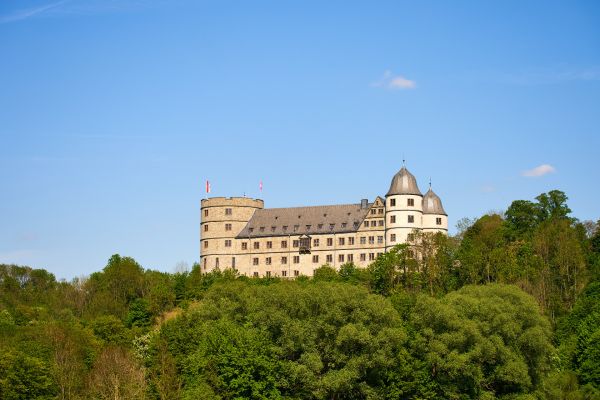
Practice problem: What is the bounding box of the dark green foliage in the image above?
[0,350,56,400]
[0,189,597,399]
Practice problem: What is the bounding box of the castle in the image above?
[200,166,447,277]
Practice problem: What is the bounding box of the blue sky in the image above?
[1,0,599,279]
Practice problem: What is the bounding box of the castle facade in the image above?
[200,167,447,277]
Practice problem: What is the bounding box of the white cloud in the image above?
[481,185,496,193]
[372,70,416,90]
[0,1,69,24]
[522,164,556,177]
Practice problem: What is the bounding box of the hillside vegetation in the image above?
[1,190,599,399]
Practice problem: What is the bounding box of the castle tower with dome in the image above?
[200,166,447,277]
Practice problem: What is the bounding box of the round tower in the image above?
[422,188,448,234]
[385,166,423,250]
[200,197,263,273]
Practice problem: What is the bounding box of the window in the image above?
[408,215,414,223]
[377,236,384,244]
[360,237,366,245]
[253,242,260,250]
[369,236,375,244]
[364,221,369,228]
[390,234,396,242]
[293,240,299,248]
[329,223,335,230]
[266,271,271,278]
[224,239,232,247]
[294,225,300,232]
[338,254,345,263]
[294,270,300,277]
[313,255,319,263]
[281,256,288,264]
[271,226,276,232]
[281,240,288,248]
[266,257,272,265]
[318,224,323,229]
[306,225,311,230]
[378,220,384,226]
[253,257,259,265]
[339,237,345,246]
[378,208,384,214]
[225,223,232,231]
[348,237,354,245]
[266,241,273,249]
[407,233,415,242]
[369,253,375,261]
[253,271,259,277]
[327,238,333,246]
[242,242,248,250]
[259,226,265,232]
[282,270,287,277]
[225,208,232,215]
[293,256,300,264]
[204,224,209,232]
[360,253,366,261]
[390,215,396,223]
[326,254,333,263]
[232,257,236,268]
[313,238,320,247]
[204,241,208,248]
[216,257,220,268]
[371,209,376,215]
[283,225,288,232]
[203,258,207,270]
[436,217,442,225]
[370,221,377,227]
[390,199,396,207]
[341,222,347,228]
[347,254,353,262]
[204,209,208,217]
[407,198,414,207]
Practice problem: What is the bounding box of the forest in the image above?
[1,190,599,399]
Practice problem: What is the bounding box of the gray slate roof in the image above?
[236,203,373,238]
[386,167,422,196]
[423,189,447,215]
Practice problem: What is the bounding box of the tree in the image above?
[536,190,572,221]
[0,350,57,400]
[87,346,146,400]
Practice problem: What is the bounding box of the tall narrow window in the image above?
[253,242,260,250]
[408,215,415,223]
[339,237,345,246]
[348,237,354,245]
[326,254,333,263]
[224,239,231,247]
[225,223,232,231]
[312,255,319,263]
[281,240,288,248]
[225,208,232,215]
[436,217,442,225]
[338,254,344,263]
[390,215,396,223]
[267,241,273,249]
[293,256,300,264]
[390,199,396,207]
[327,238,333,246]
[232,257,236,268]
[281,256,288,264]
[390,234,396,242]
[407,198,414,207]
[266,257,272,265]
[347,254,353,262]
[253,257,259,265]
[215,257,219,268]
[242,242,248,250]
[204,224,209,232]
[204,209,208,217]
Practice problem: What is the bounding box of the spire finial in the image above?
[429,177,432,189]
[402,155,406,167]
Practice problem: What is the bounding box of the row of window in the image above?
[231,236,385,250]
[204,208,233,217]
[262,270,300,278]
[203,216,441,234]
[250,252,383,266]
[389,198,415,207]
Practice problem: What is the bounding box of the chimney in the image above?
[360,199,368,209]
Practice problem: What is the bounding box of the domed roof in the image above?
[423,188,447,215]
[386,167,422,196]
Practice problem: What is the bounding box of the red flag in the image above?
[206,180,211,194]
